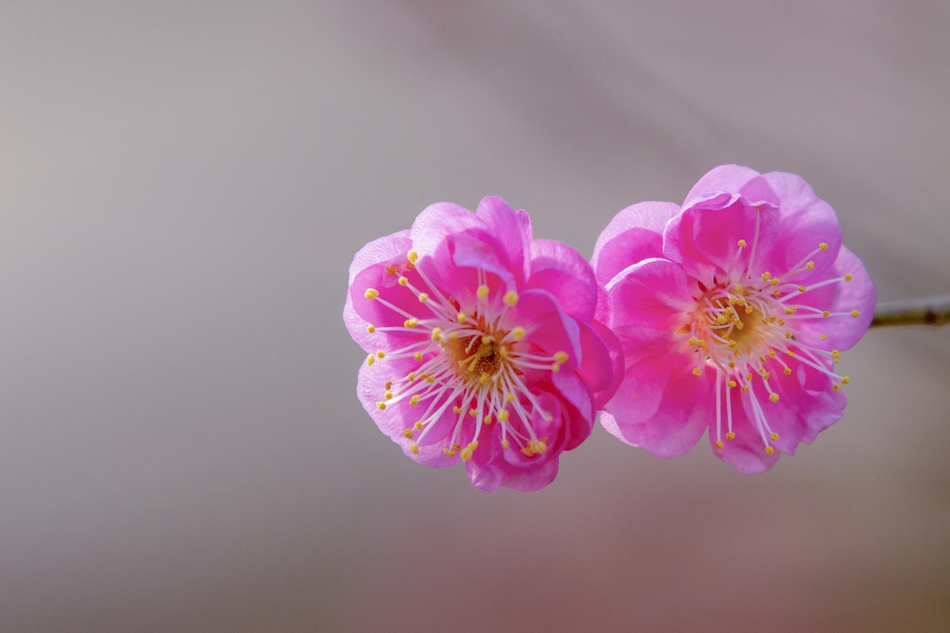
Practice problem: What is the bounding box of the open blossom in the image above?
[592,165,875,472]
[344,197,622,491]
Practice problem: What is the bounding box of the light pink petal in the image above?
[344,231,413,351]
[591,201,680,286]
[606,258,694,332]
[708,396,781,473]
[790,246,876,351]
[600,356,673,442]
[758,171,842,280]
[682,164,761,209]
[756,359,847,455]
[663,197,781,281]
[602,355,713,458]
[525,238,599,322]
[475,196,531,286]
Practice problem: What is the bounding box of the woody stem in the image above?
[870,295,950,328]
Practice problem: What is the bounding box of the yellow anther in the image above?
[798,285,807,293]
[452,406,462,414]
[771,278,779,287]
[384,391,393,399]
[443,448,456,457]
[452,443,461,452]
[787,350,795,357]
[762,372,771,380]
[431,327,442,341]
[765,446,775,455]
[778,319,786,326]
[385,381,392,389]
[409,395,419,406]
[727,380,737,388]
[728,360,736,368]
[773,290,781,297]
[511,326,526,340]
[746,373,753,381]
[551,363,561,373]
[376,401,386,410]
[762,272,771,281]
[367,324,376,333]
[715,440,724,450]
[497,410,510,422]
[844,273,854,282]
[407,250,419,263]
[728,296,738,306]
[554,351,569,364]
[819,242,828,251]
[477,284,489,299]
[484,415,493,425]
[503,290,519,307]
[505,393,515,402]
[385,265,397,275]
[414,421,424,430]
[404,318,418,328]
[410,352,422,363]
[688,337,699,346]
[425,375,434,383]
[692,368,703,376]
[482,335,492,345]
[726,432,736,440]
[785,332,793,339]
[759,355,767,363]
[768,349,776,358]
[467,408,477,417]
[833,384,841,391]
[745,306,754,315]
[501,440,510,449]
[842,376,850,385]
[770,432,779,441]
[402,429,414,439]
[376,350,385,359]
[737,239,747,248]
[831,350,840,360]
[735,284,744,293]
[398,276,408,286]
[717,315,728,325]
[459,445,475,462]
[785,307,796,315]
[851,310,860,318]
[457,312,467,323]
[521,446,534,457]
[499,348,509,357]
[418,293,429,303]
[784,368,792,375]
[769,393,780,402]
[479,373,490,385]
[822,310,830,318]
[364,288,379,300]
[806,261,815,270]
[366,354,375,367]
[409,442,419,455]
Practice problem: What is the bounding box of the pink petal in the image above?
[707,397,781,473]
[663,196,781,282]
[343,231,412,351]
[591,201,680,286]
[475,196,531,286]
[525,238,599,322]
[605,258,694,332]
[682,164,761,209]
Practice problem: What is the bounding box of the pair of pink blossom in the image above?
[343,165,875,491]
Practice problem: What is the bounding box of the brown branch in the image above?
[870,295,950,328]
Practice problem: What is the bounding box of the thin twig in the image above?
[870,295,950,328]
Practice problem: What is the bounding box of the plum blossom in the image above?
[344,197,622,491]
[592,165,875,472]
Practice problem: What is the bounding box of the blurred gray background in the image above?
[1,1,949,631]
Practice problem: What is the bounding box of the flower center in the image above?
[361,252,567,461]
[681,223,861,455]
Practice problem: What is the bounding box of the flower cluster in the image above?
[343,166,875,489]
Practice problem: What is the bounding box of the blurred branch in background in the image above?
[871,295,950,328]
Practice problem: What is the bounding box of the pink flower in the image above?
[592,165,876,472]
[344,197,622,491]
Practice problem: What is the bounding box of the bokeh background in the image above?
[2,1,949,631]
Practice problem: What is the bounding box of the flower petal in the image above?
[525,238,599,322]
[591,201,680,286]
